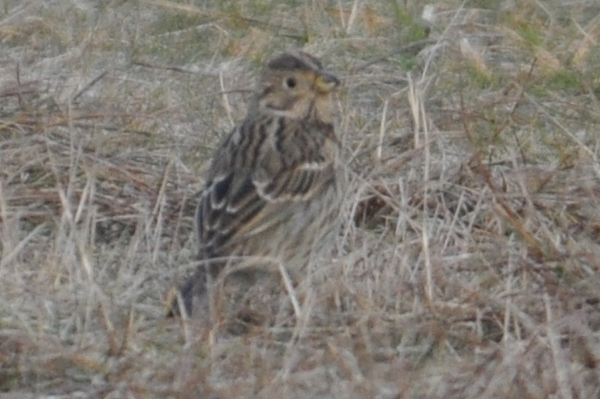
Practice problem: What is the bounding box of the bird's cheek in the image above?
[260,95,289,112]
[291,97,312,118]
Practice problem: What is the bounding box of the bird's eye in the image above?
[284,77,296,88]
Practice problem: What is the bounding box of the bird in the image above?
[169,51,344,319]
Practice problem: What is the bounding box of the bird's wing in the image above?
[196,124,337,256]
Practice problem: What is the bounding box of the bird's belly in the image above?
[227,183,342,277]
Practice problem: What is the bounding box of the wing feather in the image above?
[196,119,337,257]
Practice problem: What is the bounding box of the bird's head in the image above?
[255,52,340,122]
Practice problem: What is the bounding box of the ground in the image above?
[1,1,600,398]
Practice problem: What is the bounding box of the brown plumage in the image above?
[170,52,344,317]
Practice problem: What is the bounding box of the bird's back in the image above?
[198,112,343,270]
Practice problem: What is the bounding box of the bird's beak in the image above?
[315,72,340,93]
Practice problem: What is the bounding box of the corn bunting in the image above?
[170,51,344,318]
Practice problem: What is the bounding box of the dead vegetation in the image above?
[1,0,600,398]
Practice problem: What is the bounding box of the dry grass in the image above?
[1,0,600,398]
